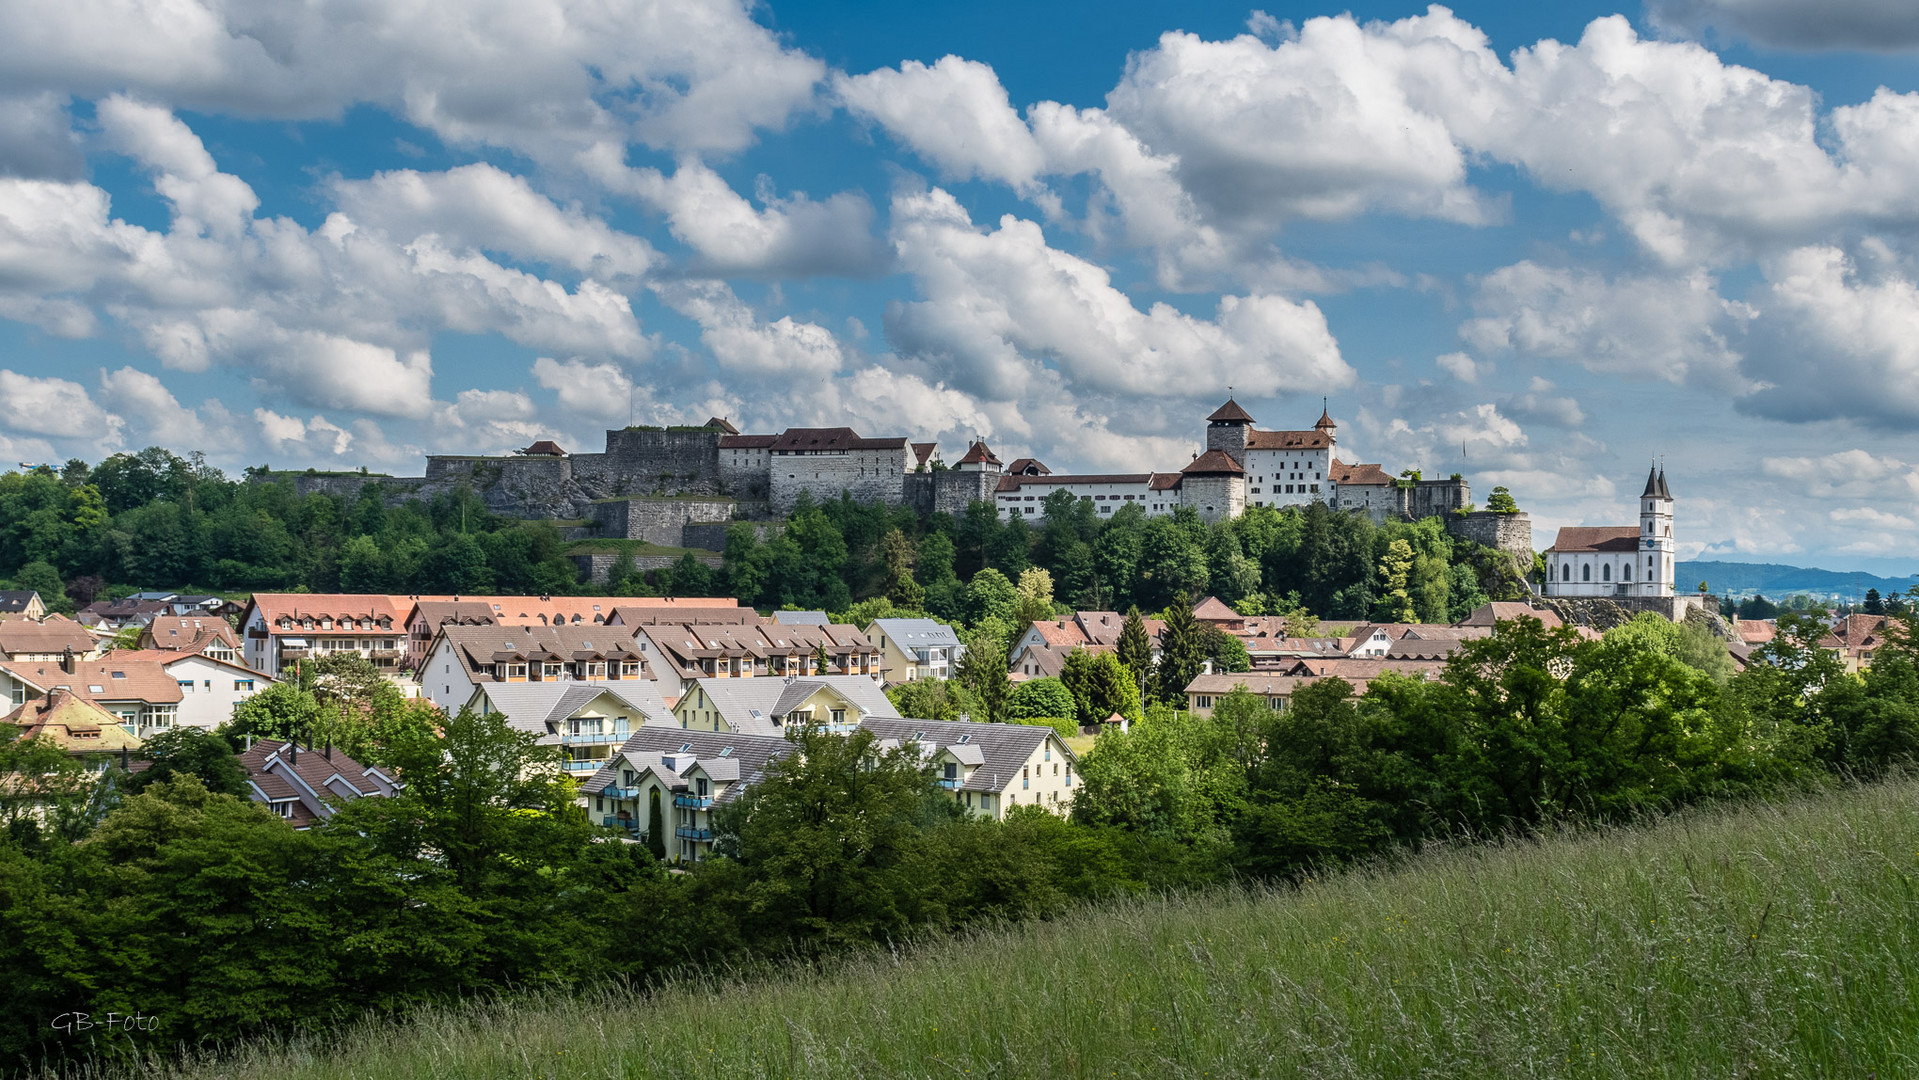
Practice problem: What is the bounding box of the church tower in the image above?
[1638,464,1675,597]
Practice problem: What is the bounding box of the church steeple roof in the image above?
[1657,468,1672,500]
[1641,464,1661,499]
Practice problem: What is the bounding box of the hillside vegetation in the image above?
[84,777,1919,1080]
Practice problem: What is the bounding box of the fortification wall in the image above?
[1446,511,1534,562]
[1404,478,1470,519]
[589,497,736,544]
[681,520,780,551]
[931,468,997,516]
[770,448,907,514]
[718,448,771,501]
[569,552,724,585]
[570,429,723,498]
[1180,475,1245,524]
[904,472,937,516]
[277,474,432,501]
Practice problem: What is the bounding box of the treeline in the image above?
[8,607,1918,1074]
[0,449,580,604]
[663,487,1529,623]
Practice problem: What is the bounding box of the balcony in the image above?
[674,794,713,809]
[601,786,639,799]
[279,648,310,661]
[601,816,639,833]
[561,731,627,744]
[561,759,606,773]
[936,778,962,790]
[674,826,713,841]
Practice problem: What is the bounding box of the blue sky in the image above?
[1,0,1917,573]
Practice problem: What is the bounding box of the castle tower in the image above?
[1638,464,1675,597]
[935,439,1003,516]
[1314,400,1337,446]
[1206,398,1255,464]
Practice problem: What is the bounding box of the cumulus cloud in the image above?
[1738,244,1919,427]
[883,187,1352,401]
[97,366,224,450]
[0,0,823,160]
[1435,351,1480,384]
[653,280,845,377]
[1649,0,1919,52]
[0,369,124,441]
[1761,449,1919,501]
[835,57,1047,189]
[0,92,82,180]
[532,356,636,423]
[588,155,885,277]
[1461,262,1754,388]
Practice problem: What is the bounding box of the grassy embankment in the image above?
[78,779,1919,1079]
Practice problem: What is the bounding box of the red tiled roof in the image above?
[1207,399,1255,423]
[1006,458,1049,475]
[1181,449,1244,475]
[1246,430,1332,450]
[1548,527,1641,553]
[706,417,740,434]
[0,616,98,657]
[718,434,778,449]
[1148,473,1183,491]
[1192,596,1241,621]
[912,442,938,466]
[996,473,1153,492]
[0,658,183,704]
[769,427,908,452]
[521,440,565,456]
[955,441,1001,466]
[1329,459,1392,486]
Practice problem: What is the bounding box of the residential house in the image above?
[0,657,184,736]
[0,591,46,618]
[97,649,272,729]
[3,688,144,764]
[1184,673,1307,717]
[1008,611,1164,679]
[620,614,882,699]
[1822,614,1892,673]
[236,739,400,829]
[1734,620,1777,648]
[861,717,1077,819]
[137,615,243,662]
[467,680,671,777]
[867,618,963,683]
[75,598,174,630]
[674,674,901,736]
[580,727,793,860]
[0,615,103,662]
[240,594,407,676]
[396,594,742,669]
[420,624,650,713]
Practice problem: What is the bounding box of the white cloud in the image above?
[329,163,656,279]
[1739,244,1919,426]
[0,0,823,160]
[1761,449,1919,501]
[653,280,845,377]
[96,366,223,449]
[0,92,81,180]
[1649,0,1919,51]
[0,369,123,441]
[589,154,884,277]
[532,356,635,423]
[1461,262,1754,388]
[836,57,1046,189]
[883,187,1352,402]
[1435,351,1480,384]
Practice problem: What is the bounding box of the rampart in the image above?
[1445,511,1534,563]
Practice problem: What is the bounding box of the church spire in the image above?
[1641,462,1661,499]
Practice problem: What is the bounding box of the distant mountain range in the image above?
[1678,561,1919,599]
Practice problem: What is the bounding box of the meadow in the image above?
[66,775,1919,1080]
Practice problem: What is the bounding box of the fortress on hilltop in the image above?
[264,402,1533,562]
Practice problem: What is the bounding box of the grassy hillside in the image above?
[80,779,1919,1080]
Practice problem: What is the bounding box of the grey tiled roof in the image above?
[691,674,899,737]
[859,717,1059,794]
[582,727,793,805]
[871,618,962,649]
[473,681,670,741]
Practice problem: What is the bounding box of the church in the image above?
[1542,467,1676,598]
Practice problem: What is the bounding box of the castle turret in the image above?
[1314,401,1336,441]
[1638,464,1675,597]
[1206,398,1255,465]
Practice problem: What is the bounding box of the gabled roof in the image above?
[2,689,142,752]
[1245,429,1332,450]
[706,416,740,434]
[718,433,779,449]
[769,427,909,452]
[859,717,1063,794]
[1191,597,1241,622]
[245,594,403,634]
[955,440,1001,466]
[1181,449,1244,476]
[140,615,241,655]
[583,727,793,804]
[912,442,939,467]
[0,658,182,704]
[435,625,647,679]
[1329,459,1393,487]
[1184,673,1306,697]
[1005,458,1049,476]
[1547,526,1641,553]
[772,610,830,625]
[472,681,670,741]
[1207,399,1255,423]
[0,615,98,657]
[684,673,899,737]
[870,618,963,649]
[0,591,40,613]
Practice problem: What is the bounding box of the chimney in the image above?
[119,747,129,771]
[245,734,253,751]
[61,645,74,674]
[291,741,299,766]
[325,738,332,761]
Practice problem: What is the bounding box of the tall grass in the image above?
[61,779,1919,1079]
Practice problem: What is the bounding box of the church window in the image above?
[1583,564,1591,582]
[1562,563,1571,582]
[1603,564,1611,582]
[1625,563,1632,580]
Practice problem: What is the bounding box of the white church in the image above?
[1542,466,1676,598]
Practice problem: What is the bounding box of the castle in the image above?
[271,401,1527,560]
